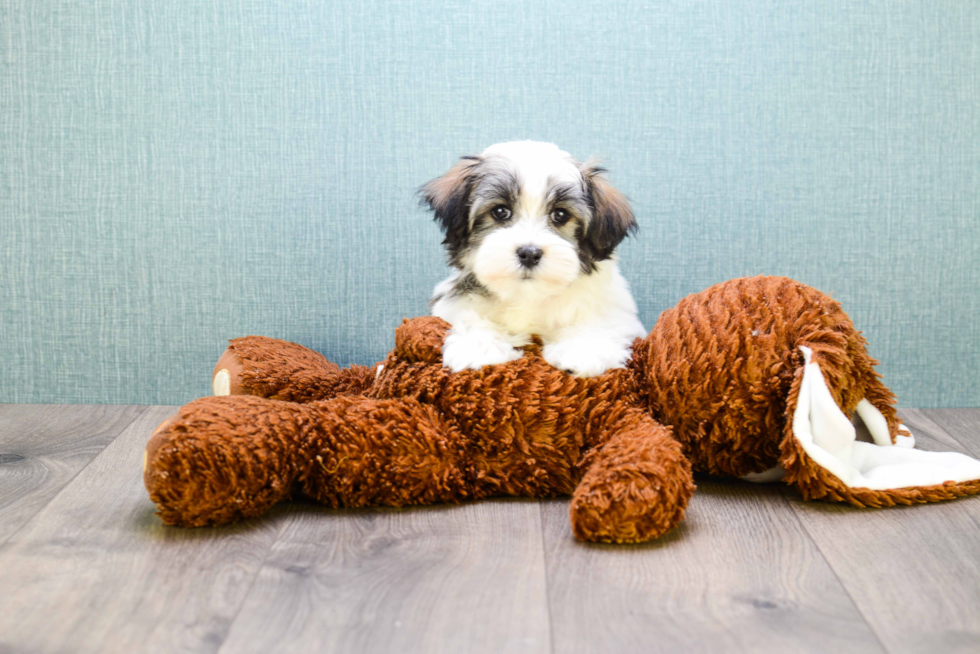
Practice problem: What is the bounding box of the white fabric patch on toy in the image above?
[793,346,980,490]
[855,398,892,446]
[894,429,915,448]
[213,369,231,396]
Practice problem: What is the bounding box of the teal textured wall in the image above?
[2,1,978,406]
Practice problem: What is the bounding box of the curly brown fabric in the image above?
[146,275,980,542]
[393,316,451,364]
[632,276,898,477]
[145,395,312,526]
[153,334,695,541]
[216,335,376,402]
[570,409,693,542]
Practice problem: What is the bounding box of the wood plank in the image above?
[3,405,974,652]
[218,499,551,654]
[919,408,980,457]
[0,405,286,654]
[541,481,884,654]
[0,403,145,545]
[786,409,980,654]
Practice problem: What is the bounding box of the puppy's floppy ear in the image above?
[580,159,637,263]
[419,155,482,263]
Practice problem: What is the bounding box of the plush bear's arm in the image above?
[392,316,451,364]
[213,336,376,403]
[571,408,694,543]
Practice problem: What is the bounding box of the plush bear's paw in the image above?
[570,418,694,543]
[210,336,343,401]
[144,396,305,527]
[542,337,631,378]
[212,347,246,396]
[570,471,691,543]
[441,329,524,372]
[394,316,451,363]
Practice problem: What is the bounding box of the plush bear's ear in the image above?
[419,156,482,265]
[579,160,637,265]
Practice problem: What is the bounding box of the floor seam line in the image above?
[919,409,980,457]
[915,409,980,532]
[539,502,557,654]
[779,487,891,654]
[214,507,293,654]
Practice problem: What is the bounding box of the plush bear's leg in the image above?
[297,396,471,507]
[145,395,313,526]
[212,336,377,402]
[570,409,694,543]
[145,394,472,527]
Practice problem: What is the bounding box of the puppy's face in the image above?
[421,141,636,300]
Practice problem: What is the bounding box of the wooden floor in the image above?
[0,405,978,653]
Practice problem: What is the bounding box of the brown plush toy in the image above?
[144,276,980,543]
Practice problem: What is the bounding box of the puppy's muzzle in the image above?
[516,245,543,269]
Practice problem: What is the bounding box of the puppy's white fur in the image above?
[424,141,645,377]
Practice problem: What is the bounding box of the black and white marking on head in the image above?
[421,144,637,274]
[471,160,522,216]
[419,155,483,268]
[576,160,637,272]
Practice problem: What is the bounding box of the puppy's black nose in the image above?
[516,245,543,269]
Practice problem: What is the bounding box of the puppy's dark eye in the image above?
[491,206,512,222]
[550,208,571,226]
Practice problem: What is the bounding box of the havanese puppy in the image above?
[420,140,645,377]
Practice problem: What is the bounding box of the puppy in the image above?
[421,141,645,378]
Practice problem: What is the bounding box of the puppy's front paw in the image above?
[442,330,523,372]
[543,338,630,378]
